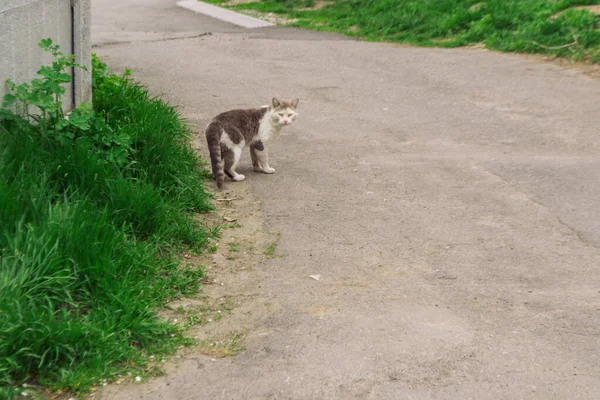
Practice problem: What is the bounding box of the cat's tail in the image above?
[205,122,225,188]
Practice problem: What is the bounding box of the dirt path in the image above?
[93,1,600,399]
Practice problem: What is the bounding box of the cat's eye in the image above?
[278,113,284,117]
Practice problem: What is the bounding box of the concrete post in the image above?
[72,0,92,106]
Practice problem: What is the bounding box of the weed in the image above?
[264,243,277,257]
[196,332,246,358]
[264,235,280,258]
[185,310,210,327]
[179,297,237,328]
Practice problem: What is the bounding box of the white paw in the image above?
[233,174,246,182]
[264,167,275,174]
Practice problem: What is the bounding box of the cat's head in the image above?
[270,97,299,127]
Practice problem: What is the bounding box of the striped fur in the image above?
[205,122,226,188]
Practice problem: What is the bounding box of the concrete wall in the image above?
[0,0,92,111]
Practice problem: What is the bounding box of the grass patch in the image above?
[196,332,246,358]
[223,222,242,229]
[264,234,280,258]
[212,0,600,62]
[0,40,214,397]
[175,297,237,327]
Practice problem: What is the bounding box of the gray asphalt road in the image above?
[94,1,600,399]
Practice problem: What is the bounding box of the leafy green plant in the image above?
[2,39,81,123]
[2,39,133,166]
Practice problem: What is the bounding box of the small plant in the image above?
[185,310,210,327]
[3,38,82,119]
[2,39,133,166]
[264,234,280,258]
[264,243,276,257]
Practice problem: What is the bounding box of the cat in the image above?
[205,97,299,188]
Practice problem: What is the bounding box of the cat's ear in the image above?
[272,97,281,108]
[291,98,299,109]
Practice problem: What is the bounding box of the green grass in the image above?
[264,243,277,257]
[264,235,280,258]
[1,46,215,397]
[195,332,246,358]
[209,0,600,62]
[176,296,237,327]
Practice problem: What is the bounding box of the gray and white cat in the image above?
[205,97,299,188]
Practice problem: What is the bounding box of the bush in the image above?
[0,39,214,396]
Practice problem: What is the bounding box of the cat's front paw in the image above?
[264,167,275,174]
[233,174,246,181]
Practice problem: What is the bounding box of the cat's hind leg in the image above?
[223,144,245,182]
